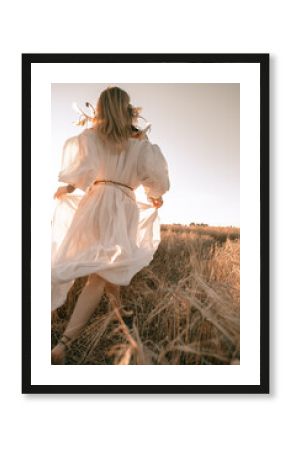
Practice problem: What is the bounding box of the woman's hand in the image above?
[148,196,163,208]
[53,185,75,200]
[53,186,68,200]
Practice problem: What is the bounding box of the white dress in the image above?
[51,127,170,311]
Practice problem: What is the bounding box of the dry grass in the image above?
[51,224,240,365]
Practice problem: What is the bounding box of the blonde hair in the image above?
[91,86,141,151]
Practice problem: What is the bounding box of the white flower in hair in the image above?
[72,101,96,127]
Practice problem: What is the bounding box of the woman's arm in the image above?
[53,184,75,200]
[147,195,163,208]
[137,141,170,206]
[66,184,75,193]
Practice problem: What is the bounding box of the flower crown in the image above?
[72,101,151,134]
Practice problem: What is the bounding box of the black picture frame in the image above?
[22,53,269,394]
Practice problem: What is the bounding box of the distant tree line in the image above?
[189,222,208,227]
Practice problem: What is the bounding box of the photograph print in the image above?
[22,54,269,393]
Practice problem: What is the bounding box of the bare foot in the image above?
[51,343,66,365]
[51,344,65,364]
[51,334,73,364]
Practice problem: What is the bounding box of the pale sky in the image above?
[51,83,240,226]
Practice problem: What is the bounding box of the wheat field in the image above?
[51,224,240,365]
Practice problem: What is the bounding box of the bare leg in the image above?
[51,273,106,364]
[105,282,133,318]
[105,281,121,309]
[63,273,106,340]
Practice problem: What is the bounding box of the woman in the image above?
[51,86,170,364]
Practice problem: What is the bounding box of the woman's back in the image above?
[58,127,170,201]
[82,127,144,190]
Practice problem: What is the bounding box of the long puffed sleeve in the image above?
[58,132,94,192]
[137,140,170,199]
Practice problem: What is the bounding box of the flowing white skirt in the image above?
[51,185,160,311]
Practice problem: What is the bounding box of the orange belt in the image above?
[93,179,134,191]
